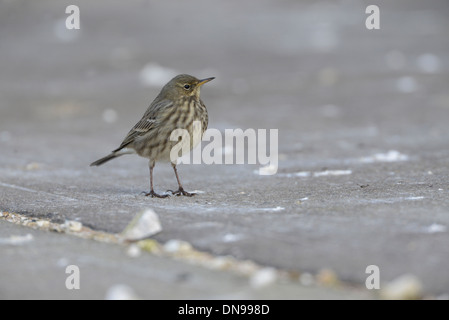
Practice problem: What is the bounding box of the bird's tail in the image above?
[90,150,133,166]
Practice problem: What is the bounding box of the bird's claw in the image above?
[143,190,170,198]
[167,188,196,197]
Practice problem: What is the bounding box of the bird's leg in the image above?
[167,164,195,197]
[144,160,170,198]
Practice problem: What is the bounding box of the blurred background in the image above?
[1,0,449,298]
[1,0,448,153]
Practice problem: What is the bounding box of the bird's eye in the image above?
[183,84,191,90]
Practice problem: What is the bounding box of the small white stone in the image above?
[426,223,446,234]
[121,209,162,241]
[257,164,278,176]
[313,170,352,177]
[63,220,83,232]
[163,239,192,253]
[105,284,139,300]
[222,234,242,243]
[126,244,142,258]
[381,274,423,300]
[36,220,50,228]
[139,63,177,87]
[249,267,278,289]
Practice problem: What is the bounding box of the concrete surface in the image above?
[2,221,371,299]
[1,0,449,299]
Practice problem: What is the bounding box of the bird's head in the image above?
[160,74,215,100]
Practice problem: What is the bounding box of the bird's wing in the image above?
[113,99,174,152]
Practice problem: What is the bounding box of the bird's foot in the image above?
[167,187,196,197]
[142,190,170,198]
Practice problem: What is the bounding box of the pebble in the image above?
[163,239,192,253]
[249,267,278,288]
[105,284,140,300]
[137,239,161,253]
[126,244,142,258]
[121,209,162,241]
[381,274,423,300]
[63,220,83,232]
[139,63,177,87]
[37,220,50,228]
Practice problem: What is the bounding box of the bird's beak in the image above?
[198,77,215,86]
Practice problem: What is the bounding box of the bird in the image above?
[90,74,214,198]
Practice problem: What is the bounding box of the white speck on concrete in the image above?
[425,223,446,234]
[257,164,278,175]
[360,150,409,163]
[63,220,83,232]
[190,190,205,194]
[163,239,192,253]
[139,63,177,87]
[222,234,243,243]
[381,274,423,300]
[404,196,424,201]
[313,170,352,177]
[0,234,34,246]
[126,244,142,258]
[249,267,278,288]
[278,170,352,178]
[257,206,285,212]
[360,196,424,205]
[121,209,162,241]
[105,284,140,300]
[25,163,41,170]
[294,171,311,177]
[37,220,50,228]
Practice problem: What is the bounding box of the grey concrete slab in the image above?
[0,221,372,299]
[1,0,449,298]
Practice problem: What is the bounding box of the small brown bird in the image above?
[90,74,214,198]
